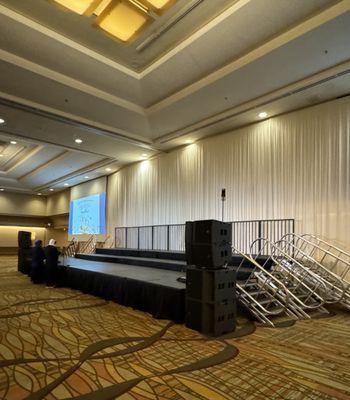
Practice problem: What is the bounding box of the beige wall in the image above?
[51,214,69,228]
[0,182,105,247]
[0,189,70,218]
[46,228,68,248]
[0,190,70,248]
[0,226,46,247]
[0,192,47,216]
[46,189,70,216]
[0,226,68,249]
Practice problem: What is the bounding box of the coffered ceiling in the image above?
[0,0,349,194]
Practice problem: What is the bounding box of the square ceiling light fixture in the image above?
[50,0,178,42]
[52,0,105,15]
[96,0,150,42]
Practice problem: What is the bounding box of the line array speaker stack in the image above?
[185,220,236,336]
[18,231,32,274]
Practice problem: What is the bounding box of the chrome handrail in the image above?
[278,235,346,303]
[283,233,350,280]
[232,246,307,326]
[250,238,327,311]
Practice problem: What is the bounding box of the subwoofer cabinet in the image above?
[185,220,232,268]
[185,265,236,336]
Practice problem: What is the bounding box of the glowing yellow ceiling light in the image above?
[96,0,149,42]
[144,0,175,10]
[53,0,103,15]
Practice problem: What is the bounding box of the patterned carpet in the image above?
[0,256,349,400]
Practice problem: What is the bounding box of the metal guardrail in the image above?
[114,219,295,252]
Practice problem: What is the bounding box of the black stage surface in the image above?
[76,253,186,271]
[19,247,273,323]
[68,248,272,323]
[65,256,186,322]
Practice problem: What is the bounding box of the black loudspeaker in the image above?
[186,298,236,336]
[186,266,236,303]
[186,266,236,336]
[18,231,32,249]
[18,248,32,274]
[185,220,232,268]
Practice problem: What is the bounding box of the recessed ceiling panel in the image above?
[96,0,150,42]
[2,0,234,70]
[0,136,34,173]
[10,147,64,179]
[20,152,104,187]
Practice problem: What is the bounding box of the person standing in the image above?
[45,239,60,287]
[30,240,46,284]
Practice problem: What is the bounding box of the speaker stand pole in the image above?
[221,188,226,222]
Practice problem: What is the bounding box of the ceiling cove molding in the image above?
[146,0,350,114]
[0,184,32,194]
[0,1,252,79]
[136,0,206,53]
[1,146,30,170]
[0,49,145,115]
[18,150,69,181]
[34,158,113,191]
[0,125,117,159]
[1,1,347,116]
[0,93,157,150]
[5,145,44,174]
[155,60,350,144]
[139,0,253,77]
[0,0,347,88]
[0,4,139,79]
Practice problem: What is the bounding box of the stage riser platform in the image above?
[96,248,186,261]
[76,253,185,272]
[66,261,185,323]
[89,248,274,271]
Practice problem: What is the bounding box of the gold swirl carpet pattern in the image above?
[0,255,349,399]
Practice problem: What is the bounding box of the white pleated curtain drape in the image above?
[107,97,350,249]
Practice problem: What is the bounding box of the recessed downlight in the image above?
[64,183,69,186]
[10,140,17,145]
[0,154,3,157]
[0,118,5,124]
[258,112,268,118]
[185,139,193,144]
[37,193,42,196]
[105,168,112,172]
[84,176,89,179]
[75,138,83,144]
[0,188,4,191]
[49,188,54,192]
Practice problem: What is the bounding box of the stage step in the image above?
[95,248,273,269]
[76,253,186,272]
[96,248,186,261]
[80,249,274,279]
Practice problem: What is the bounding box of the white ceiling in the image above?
[0,0,349,194]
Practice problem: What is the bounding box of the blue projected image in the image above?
[68,193,106,235]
